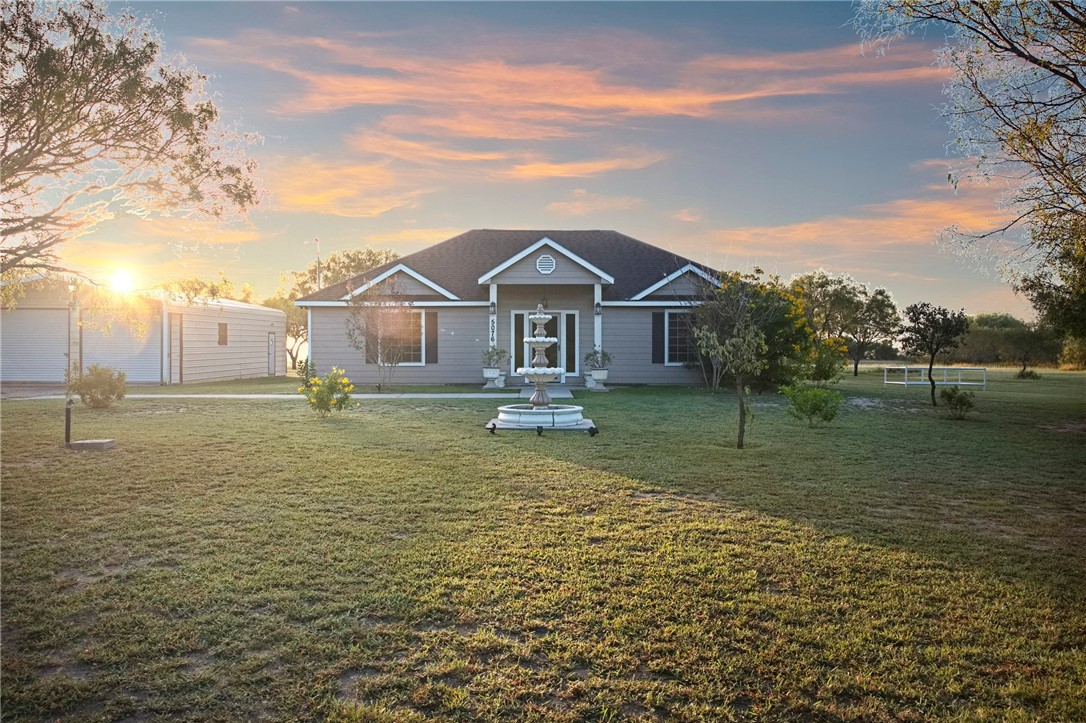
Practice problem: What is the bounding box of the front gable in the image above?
[631,264,718,301]
[478,237,614,286]
[344,264,459,301]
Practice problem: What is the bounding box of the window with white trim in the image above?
[380,311,423,365]
[665,311,696,365]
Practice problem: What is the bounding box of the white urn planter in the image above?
[482,367,505,389]
[586,367,609,391]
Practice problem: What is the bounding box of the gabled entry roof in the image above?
[296,229,717,304]
[477,237,614,285]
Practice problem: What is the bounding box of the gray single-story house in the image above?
[296,229,718,385]
[1,279,287,384]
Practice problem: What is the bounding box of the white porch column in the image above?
[488,283,498,348]
[593,282,602,352]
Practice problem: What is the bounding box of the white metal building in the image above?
[1,281,287,384]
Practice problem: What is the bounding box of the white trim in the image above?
[508,308,579,381]
[488,284,498,348]
[376,309,426,367]
[343,264,459,300]
[593,283,602,353]
[630,264,718,301]
[601,300,699,308]
[298,300,487,308]
[477,237,615,284]
[664,309,695,366]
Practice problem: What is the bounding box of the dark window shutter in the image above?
[364,333,377,364]
[425,311,438,364]
[651,312,664,364]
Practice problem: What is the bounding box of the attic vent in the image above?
[536,254,556,275]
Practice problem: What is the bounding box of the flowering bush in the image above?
[299,367,355,415]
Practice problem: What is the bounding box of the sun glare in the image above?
[108,269,137,294]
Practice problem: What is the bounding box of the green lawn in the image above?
[2,370,1084,721]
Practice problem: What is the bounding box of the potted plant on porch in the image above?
[583,347,613,391]
[481,347,509,389]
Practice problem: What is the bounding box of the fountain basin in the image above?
[497,403,586,427]
[489,403,596,433]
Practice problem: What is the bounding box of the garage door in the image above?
[0,309,70,382]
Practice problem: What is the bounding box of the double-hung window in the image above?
[363,309,438,366]
[665,310,696,365]
[379,310,423,365]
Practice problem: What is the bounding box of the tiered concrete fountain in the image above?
[487,304,597,435]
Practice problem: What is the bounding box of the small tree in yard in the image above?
[344,280,416,392]
[900,303,970,407]
[275,248,399,370]
[693,270,812,449]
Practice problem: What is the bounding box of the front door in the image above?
[267,332,276,376]
[511,310,579,383]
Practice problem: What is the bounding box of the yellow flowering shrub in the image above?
[299,366,356,415]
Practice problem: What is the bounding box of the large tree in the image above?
[1,0,259,279]
[285,248,400,300]
[791,270,900,376]
[856,1,1086,336]
[900,302,970,407]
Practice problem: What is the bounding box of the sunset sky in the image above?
[75,1,1032,316]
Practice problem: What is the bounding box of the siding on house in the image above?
[309,306,488,384]
[364,272,437,297]
[643,271,705,299]
[602,307,702,385]
[490,253,604,286]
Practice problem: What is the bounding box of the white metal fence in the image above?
[883,366,988,389]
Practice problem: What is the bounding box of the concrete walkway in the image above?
[3,385,579,401]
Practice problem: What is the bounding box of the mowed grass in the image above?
[1,370,1084,721]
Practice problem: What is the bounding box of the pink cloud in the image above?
[263,156,423,217]
[546,189,643,216]
[189,31,947,129]
[506,150,666,179]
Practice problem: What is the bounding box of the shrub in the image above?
[68,364,127,408]
[809,337,847,384]
[1060,337,1086,370]
[781,385,844,427]
[481,347,509,367]
[583,347,614,369]
[298,357,316,381]
[1015,368,1041,380]
[939,385,976,420]
[299,367,355,416]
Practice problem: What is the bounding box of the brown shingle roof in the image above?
[297,229,716,303]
